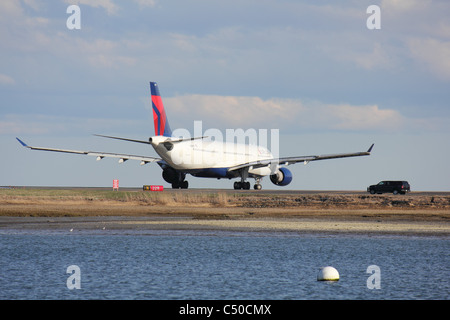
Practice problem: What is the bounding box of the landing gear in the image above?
[254,177,262,190]
[233,168,250,190]
[233,177,262,190]
[172,180,189,189]
[234,181,250,190]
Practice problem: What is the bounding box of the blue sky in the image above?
[1,0,449,190]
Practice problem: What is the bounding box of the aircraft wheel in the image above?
[254,184,262,190]
[181,181,189,189]
[234,181,251,190]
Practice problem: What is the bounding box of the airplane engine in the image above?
[162,166,188,189]
[270,167,293,186]
[162,167,179,184]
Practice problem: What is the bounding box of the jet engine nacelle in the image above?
[270,167,293,186]
[162,167,184,184]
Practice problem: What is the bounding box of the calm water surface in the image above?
[0,229,448,300]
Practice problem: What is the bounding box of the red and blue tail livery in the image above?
[150,82,172,137]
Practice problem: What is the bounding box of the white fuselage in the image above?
[150,136,274,177]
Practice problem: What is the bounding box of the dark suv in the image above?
[367,181,410,195]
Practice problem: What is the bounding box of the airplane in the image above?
[16,82,374,190]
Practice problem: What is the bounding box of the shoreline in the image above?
[0,189,449,236]
[0,215,448,237]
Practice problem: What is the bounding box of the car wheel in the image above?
[370,189,375,194]
[393,190,398,195]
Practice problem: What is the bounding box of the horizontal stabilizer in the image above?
[169,136,209,143]
[94,134,152,144]
[95,134,209,145]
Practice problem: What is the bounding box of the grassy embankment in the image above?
[0,188,449,220]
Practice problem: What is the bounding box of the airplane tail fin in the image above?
[150,82,172,137]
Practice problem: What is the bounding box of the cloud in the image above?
[1,96,414,139]
[0,114,145,136]
[326,39,395,71]
[63,0,159,14]
[381,0,432,12]
[325,104,404,131]
[0,115,51,135]
[68,37,138,68]
[166,95,295,127]
[64,0,119,15]
[164,95,408,133]
[407,38,450,80]
[0,74,15,85]
[133,0,158,8]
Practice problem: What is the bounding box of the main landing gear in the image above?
[233,177,262,190]
[234,181,250,190]
[172,180,189,189]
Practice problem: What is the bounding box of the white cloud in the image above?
[325,104,404,131]
[164,95,408,132]
[0,115,51,135]
[67,37,138,68]
[168,95,293,121]
[133,0,158,8]
[63,0,158,14]
[22,0,41,11]
[0,74,15,85]
[64,0,119,15]
[0,0,49,28]
[351,42,394,70]
[381,0,432,12]
[0,114,144,136]
[325,39,395,71]
[407,38,450,80]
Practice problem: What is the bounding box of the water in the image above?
[0,229,448,300]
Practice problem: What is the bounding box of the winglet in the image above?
[16,137,28,147]
[367,143,374,153]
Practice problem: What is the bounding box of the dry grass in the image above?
[0,189,449,221]
[122,191,232,207]
[0,189,232,206]
[0,189,236,217]
[1,189,448,235]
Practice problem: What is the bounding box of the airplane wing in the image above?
[228,144,374,172]
[16,138,161,165]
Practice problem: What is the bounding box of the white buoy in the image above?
[317,266,339,281]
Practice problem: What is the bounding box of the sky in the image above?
[1,0,449,191]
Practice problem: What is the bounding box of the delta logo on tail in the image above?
[16,82,374,190]
[151,82,172,137]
